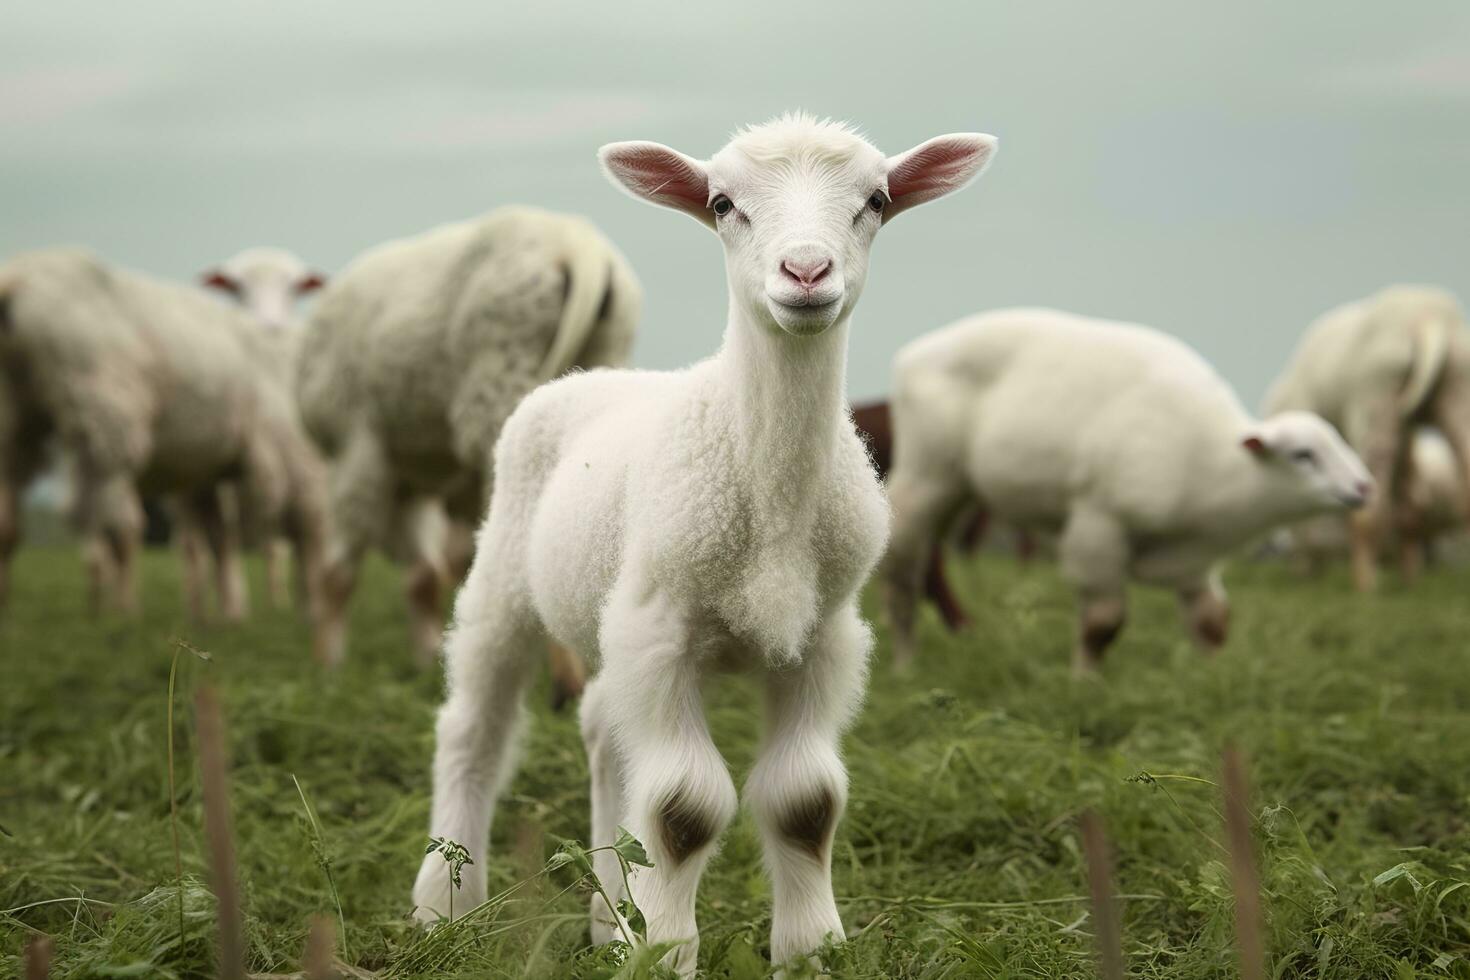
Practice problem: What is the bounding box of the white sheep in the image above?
[200,246,332,611]
[0,248,329,641]
[200,246,326,332]
[1264,285,1470,590]
[882,308,1372,671]
[294,207,641,672]
[409,114,997,975]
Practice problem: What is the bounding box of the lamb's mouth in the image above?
[770,296,840,313]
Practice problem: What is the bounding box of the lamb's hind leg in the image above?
[600,589,737,976]
[411,559,540,922]
[579,673,626,944]
[1178,569,1229,651]
[747,603,869,971]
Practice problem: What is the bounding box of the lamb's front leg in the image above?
[600,594,737,976]
[747,603,870,970]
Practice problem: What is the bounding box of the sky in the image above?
[3,1,1468,407]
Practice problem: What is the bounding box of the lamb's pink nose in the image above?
[781,257,831,287]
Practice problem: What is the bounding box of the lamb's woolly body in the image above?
[294,205,641,664]
[885,308,1369,667]
[411,115,997,974]
[0,248,327,626]
[1264,285,1470,589]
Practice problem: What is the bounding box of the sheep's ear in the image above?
[200,270,240,296]
[599,141,714,229]
[295,272,327,295]
[884,134,997,222]
[1242,432,1272,456]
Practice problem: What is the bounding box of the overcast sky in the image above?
[3,2,1467,406]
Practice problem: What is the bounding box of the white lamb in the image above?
[409,114,997,974]
[295,207,641,673]
[1264,285,1470,590]
[883,309,1372,671]
[0,249,329,637]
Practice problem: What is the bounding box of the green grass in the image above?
[3,543,1470,978]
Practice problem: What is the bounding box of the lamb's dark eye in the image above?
[867,191,887,214]
[711,195,734,217]
[1291,448,1316,464]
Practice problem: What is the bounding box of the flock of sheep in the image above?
[2,112,1466,973]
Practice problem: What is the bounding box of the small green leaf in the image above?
[551,839,594,877]
[612,826,654,868]
[616,897,647,938]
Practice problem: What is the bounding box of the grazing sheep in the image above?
[0,249,328,641]
[883,308,1372,672]
[1264,285,1470,590]
[295,207,641,670]
[409,114,997,974]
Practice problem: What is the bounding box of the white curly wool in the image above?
[0,248,328,640]
[293,206,642,666]
[409,114,997,975]
[1264,285,1470,590]
[883,308,1372,671]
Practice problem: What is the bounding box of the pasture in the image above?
[3,543,1470,978]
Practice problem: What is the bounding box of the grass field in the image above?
[4,542,1470,978]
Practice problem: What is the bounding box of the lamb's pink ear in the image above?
[1242,432,1271,456]
[599,141,714,228]
[200,270,239,296]
[884,133,997,222]
[295,272,327,295]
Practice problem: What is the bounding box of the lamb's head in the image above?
[200,247,325,331]
[600,113,996,336]
[1243,411,1373,515]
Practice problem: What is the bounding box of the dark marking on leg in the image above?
[779,787,837,859]
[1082,614,1125,662]
[658,789,716,866]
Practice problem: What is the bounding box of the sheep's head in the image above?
[600,113,995,337]
[201,247,325,331]
[1243,411,1373,514]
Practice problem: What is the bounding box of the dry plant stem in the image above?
[1080,810,1123,980]
[167,642,185,946]
[196,685,246,980]
[303,914,337,980]
[1223,745,1266,980]
[25,935,53,980]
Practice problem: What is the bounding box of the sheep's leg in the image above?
[1059,506,1130,673]
[1433,385,1470,539]
[91,474,143,616]
[173,501,210,621]
[0,476,18,610]
[265,539,292,609]
[748,604,868,971]
[319,429,393,665]
[1178,570,1229,651]
[882,468,966,668]
[403,557,446,669]
[411,567,540,923]
[1344,399,1401,592]
[578,674,626,944]
[548,641,587,712]
[195,487,248,622]
[600,591,737,976]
